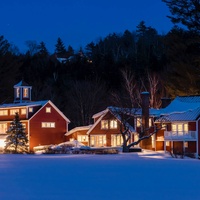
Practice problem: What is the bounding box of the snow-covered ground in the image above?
[0,150,200,200]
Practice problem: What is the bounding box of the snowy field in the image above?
[0,151,200,200]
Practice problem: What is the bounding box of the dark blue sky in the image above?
[0,0,173,53]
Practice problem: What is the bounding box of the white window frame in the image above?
[110,120,117,129]
[46,107,51,113]
[41,122,55,128]
[101,120,108,129]
[10,109,19,115]
[0,110,8,116]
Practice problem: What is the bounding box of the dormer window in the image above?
[23,88,29,98]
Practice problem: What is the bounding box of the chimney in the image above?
[140,92,152,150]
[161,97,171,108]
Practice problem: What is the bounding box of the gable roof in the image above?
[29,100,70,123]
[88,107,136,134]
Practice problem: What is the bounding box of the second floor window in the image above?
[172,123,188,132]
[101,120,108,129]
[10,109,19,115]
[21,108,26,115]
[0,110,8,116]
[41,122,55,128]
[110,120,117,129]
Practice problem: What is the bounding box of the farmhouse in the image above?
[0,80,70,152]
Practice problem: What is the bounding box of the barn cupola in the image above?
[14,80,32,103]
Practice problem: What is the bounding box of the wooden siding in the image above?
[29,102,67,151]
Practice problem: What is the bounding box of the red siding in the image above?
[29,102,67,151]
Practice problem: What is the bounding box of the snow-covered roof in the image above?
[0,100,48,108]
[156,96,200,122]
[161,96,200,114]
[157,107,200,122]
[65,125,93,136]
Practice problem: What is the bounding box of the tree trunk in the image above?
[122,144,130,152]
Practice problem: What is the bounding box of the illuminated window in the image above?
[110,120,117,129]
[23,88,29,98]
[166,141,170,146]
[0,123,7,134]
[111,134,123,146]
[41,122,55,128]
[29,107,33,112]
[16,88,20,98]
[90,135,106,147]
[0,110,8,116]
[77,135,88,142]
[101,120,108,129]
[136,118,142,127]
[10,109,19,115]
[46,107,51,113]
[22,123,26,129]
[149,118,152,127]
[21,108,26,115]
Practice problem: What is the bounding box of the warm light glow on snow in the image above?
[0,139,5,149]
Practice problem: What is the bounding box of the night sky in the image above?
[0,0,173,53]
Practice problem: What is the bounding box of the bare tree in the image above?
[112,69,161,152]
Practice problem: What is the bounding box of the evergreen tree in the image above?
[55,37,67,57]
[38,41,49,56]
[5,113,28,153]
[162,0,200,33]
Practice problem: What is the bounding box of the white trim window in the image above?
[77,135,88,142]
[110,120,117,129]
[21,108,26,115]
[101,120,108,129]
[10,109,19,115]
[46,107,51,113]
[0,110,8,116]
[41,122,55,128]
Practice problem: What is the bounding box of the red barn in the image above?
[0,80,70,152]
